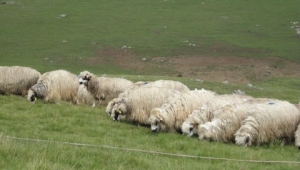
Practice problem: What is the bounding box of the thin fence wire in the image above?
[2,135,300,165]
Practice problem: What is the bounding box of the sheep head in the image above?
[27,83,46,102]
[148,108,165,132]
[27,89,37,102]
[111,101,127,121]
[198,122,215,141]
[181,122,197,137]
[78,71,93,86]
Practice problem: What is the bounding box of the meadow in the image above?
[1,0,300,169]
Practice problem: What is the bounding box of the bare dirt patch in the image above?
[88,46,300,84]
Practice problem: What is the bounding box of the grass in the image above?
[0,95,300,170]
[1,0,300,75]
[1,0,300,169]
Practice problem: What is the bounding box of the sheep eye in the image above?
[189,127,193,132]
[155,122,158,126]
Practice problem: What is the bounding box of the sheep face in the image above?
[106,98,122,115]
[78,72,92,86]
[182,122,197,137]
[148,115,163,132]
[234,124,256,147]
[111,102,127,121]
[235,133,252,147]
[198,122,214,141]
[27,89,37,102]
[27,84,46,102]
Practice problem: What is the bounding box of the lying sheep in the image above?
[198,98,278,143]
[78,71,133,106]
[105,80,190,115]
[148,89,216,133]
[234,100,300,147]
[181,94,253,137]
[0,66,41,96]
[27,69,79,104]
[110,86,178,125]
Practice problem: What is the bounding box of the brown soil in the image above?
[87,46,300,84]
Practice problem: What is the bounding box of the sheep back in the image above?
[234,100,300,146]
[28,69,79,103]
[0,66,41,96]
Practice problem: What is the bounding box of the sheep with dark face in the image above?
[110,86,178,125]
[78,71,133,106]
[148,89,216,133]
[0,66,41,97]
[106,80,190,115]
[234,100,300,147]
[181,94,253,137]
[27,69,79,104]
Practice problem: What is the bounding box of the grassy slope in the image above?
[1,0,300,169]
[0,95,300,170]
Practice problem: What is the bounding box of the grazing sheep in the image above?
[234,100,300,147]
[296,123,300,149]
[182,94,253,137]
[106,80,190,115]
[78,71,133,106]
[0,66,41,96]
[148,89,216,133]
[110,86,178,125]
[198,98,278,143]
[77,85,95,106]
[27,69,79,104]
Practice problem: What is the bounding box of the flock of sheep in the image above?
[1,66,300,149]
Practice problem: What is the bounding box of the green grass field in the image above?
[1,0,300,169]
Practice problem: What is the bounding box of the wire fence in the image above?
[2,135,300,165]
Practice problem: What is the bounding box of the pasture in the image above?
[1,0,300,169]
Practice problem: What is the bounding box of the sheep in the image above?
[110,86,178,125]
[234,100,300,147]
[295,103,300,149]
[78,71,133,106]
[181,94,253,137]
[0,66,41,96]
[105,80,190,115]
[296,123,300,149]
[198,98,280,143]
[27,69,79,104]
[148,88,216,133]
[77,85,95,106]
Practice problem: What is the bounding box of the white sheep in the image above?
[77,85,95,106]
[234,100,300,147]
[198,98,279,143]
[105,80,190,115]
[295,103,300,149]
[27,69,79,104]
[296,123,300,150]
[0,66,41,96]
[181,94,253,137]
[78,71,133,106]
[148,88,216,133]
[110,86,178,125]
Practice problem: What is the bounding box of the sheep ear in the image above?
[118,109,122,114]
